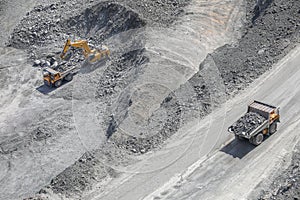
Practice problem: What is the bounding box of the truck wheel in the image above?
[65,74,73,82]
[269,123,277,135]
[54,80,62,88]
[250,133,264,146]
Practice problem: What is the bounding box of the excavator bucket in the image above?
[60,39,71,59]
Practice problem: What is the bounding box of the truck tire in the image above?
[54,80,62,88]
[65,74,73,82]
[250,133,264,146]
[269,122,277,135]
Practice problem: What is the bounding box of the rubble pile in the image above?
[258,145,300,200]
[8,1,147,61]
[8,0,190,60]
[156,0,299,143]
[213,0,300,95]
[96,49,149,100]
[230,112,265,135]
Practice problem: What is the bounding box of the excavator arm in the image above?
[60,38,93,59]
[60,39,71,59]
[60,38,110,63]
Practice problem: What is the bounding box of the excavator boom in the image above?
[60,38,110,63]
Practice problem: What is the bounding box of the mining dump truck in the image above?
[43,66,77,87]
[228,100,280,146]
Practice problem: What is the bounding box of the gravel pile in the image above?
[258,144,300,200]
[96,49,149,101]
[229,112,265,135]
[45,151,117,198]
[8,0,190,53]
[214,0,300,95]
[8,1,146,61]
[108,95,183,154]
[9,0,191,198]
[118,0,190,26]
[0,108,73,155]
[35,144,133,198]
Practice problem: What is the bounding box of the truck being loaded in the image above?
[228,100,280,146]
[43,66,77,87]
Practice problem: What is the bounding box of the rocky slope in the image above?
[257,144,300,200]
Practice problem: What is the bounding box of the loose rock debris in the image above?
[258,144,300,200]
[229,112,265,135]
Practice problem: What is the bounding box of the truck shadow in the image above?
[36,80,71,95]
[221,138,256,159]
[221,135,274,159]
[36,85,57,95]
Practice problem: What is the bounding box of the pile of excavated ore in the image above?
[258,144,300,200]
[230,112,265,135]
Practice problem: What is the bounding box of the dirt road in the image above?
[82,45,300,200]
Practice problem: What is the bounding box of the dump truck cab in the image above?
[43,68,62,87]
[248,100,280,126]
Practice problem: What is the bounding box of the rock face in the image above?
[229,112,265,135]
[8,1,147,61]
[212,0,300,96]
[258,144,300,200]
[8,0,190,53]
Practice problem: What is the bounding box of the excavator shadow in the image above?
[220,138,256,159]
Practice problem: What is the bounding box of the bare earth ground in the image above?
[0,0,299,200]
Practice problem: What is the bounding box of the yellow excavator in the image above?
[60,38,110,63]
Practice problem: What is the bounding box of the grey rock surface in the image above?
[230,112,265,135]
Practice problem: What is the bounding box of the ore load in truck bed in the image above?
[230,112,266,135]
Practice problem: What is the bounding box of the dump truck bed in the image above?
[60,66,77,76]
[228,112,267,139]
